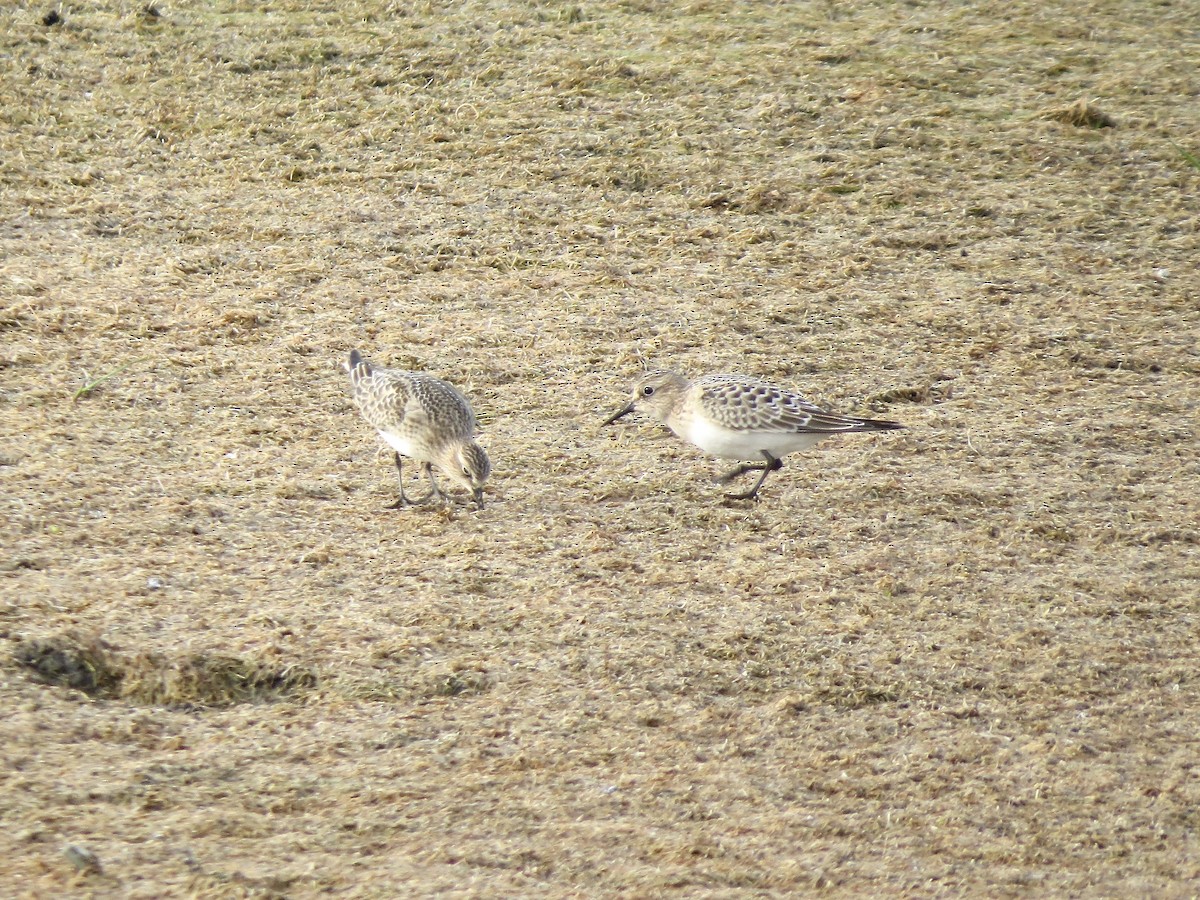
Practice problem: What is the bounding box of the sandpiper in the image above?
[348,350,491,509]
[604,370,903,501]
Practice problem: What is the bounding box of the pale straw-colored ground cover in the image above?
[1,0,1198,895]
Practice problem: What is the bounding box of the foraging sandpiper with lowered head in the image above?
[604,370,903,501]
[347,350,491,509]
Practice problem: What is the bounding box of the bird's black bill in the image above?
[603,403,635,426]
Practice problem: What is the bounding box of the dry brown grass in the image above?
[2,0,1198,895]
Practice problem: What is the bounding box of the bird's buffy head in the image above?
[603,370,688,426]
[442,440,491,508]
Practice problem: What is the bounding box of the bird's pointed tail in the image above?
[347,350,372,383]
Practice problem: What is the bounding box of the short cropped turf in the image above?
[1,1,1197,895]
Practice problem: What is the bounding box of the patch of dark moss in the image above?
[13,633,316,707]
[12,634,122,697]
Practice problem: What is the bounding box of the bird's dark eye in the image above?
[641,385,655,396]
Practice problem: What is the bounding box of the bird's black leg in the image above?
[717,462,761,484]
[723,452,782,501]
[385,452,414,508]
[410,461,448,505]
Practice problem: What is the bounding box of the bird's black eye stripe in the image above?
[642,385,655,396]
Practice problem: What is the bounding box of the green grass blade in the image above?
[1170,140,1200,171]
[72,359,145,402]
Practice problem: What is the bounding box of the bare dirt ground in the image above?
[2,0,1198,896]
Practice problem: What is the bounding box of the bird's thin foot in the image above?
[716,456,782,485]
[716,463,761,484]
[417,462,452,507]
[719,454,780,501]
[722,487,763,502]
[406,489,442,506]
[386,452,418,509]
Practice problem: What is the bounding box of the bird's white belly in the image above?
[380,429,422,460]
[680,418,825,460]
